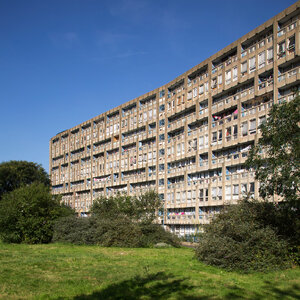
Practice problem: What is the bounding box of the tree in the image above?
[246,96,300,204]
[0,160,50,200]
[0,183,74,244]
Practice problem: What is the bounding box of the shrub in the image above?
[53,192,180,248]
[139,224,180,248]
[52,215,97,245]
[0,183,74,244]
[195,199,292,272]
[94,216,143,247]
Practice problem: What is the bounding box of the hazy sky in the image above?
[0,0,296,172]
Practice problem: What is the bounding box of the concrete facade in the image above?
[50,2,300,236]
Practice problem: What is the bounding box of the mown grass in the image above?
[0,242,299,299]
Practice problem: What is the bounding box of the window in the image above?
[241,61,247,74]
[199,136,204,149]
[267,35,273,43]
[242,121,248,136]
[159,104,165,112]
[187,190,191,202]
[159,90,165,98]
[259,116,266,126]
[199,85,204,94]
[233,184,239,195]
[249,45,255,53]
[241,183,247,194]
[233,67,238,81]
[159,134,165,141]
[212,131,217,142]
[288,35,295,51]
[218,187,222,200]
[218,129,222,141]
[277,42,286,58]
[267,47,273,63]
[211,187,217,200]
[233,124,238,136]
[199,189,204,201]
[225,70,231,84]
[181,192,186,203]
[225,185,231,200]
[211,77,217,88]
[218,74,222,85]
[204,82,209,93]
[259,39,265,48]
[159,119,165,126]
[249,56,256,71]
[187,91,192,100]
[193,87,198,97]
[258,51,265,68]
[249,119,256,133]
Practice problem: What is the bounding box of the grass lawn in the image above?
[0,242,299,299]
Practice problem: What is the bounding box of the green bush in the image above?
[94,216,143,247]
[53,192,180,248]
[52,215,97,245]
[139,223,180,247]
[195,199,292,272]
[0,183,74,244]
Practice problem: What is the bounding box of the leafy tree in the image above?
[246,96,300,204]
[195,199,291,272]
[0,160,50,199]
[0,183,74,244]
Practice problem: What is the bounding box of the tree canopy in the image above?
[246,96,300,204]
[0,160,50,199]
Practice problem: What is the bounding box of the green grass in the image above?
[0,243,299,299]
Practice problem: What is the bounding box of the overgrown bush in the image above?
[139,223,180,247]
[53,192,180,248]
[0,183,74,244]
[195,199,293,272]
[52,215,97,245]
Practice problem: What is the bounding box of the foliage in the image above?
[195,199,292,272]
[93,215,143,247]
[246,96,300,204]
[0,183,74,244]
[91,190,161,224]
[139,223,180,247]
[53,192,180,247]
[52,215,97,245]
[0,243,300,299]
[0,160,50,200]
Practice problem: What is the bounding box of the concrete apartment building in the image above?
[50,2,300,236]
